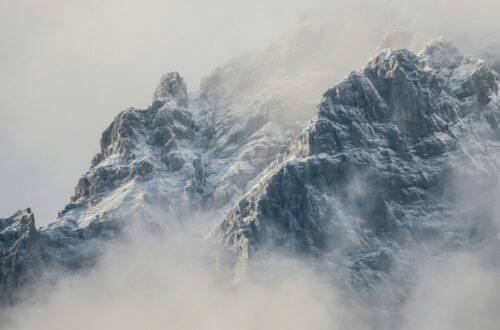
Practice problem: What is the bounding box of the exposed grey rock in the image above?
[2,39,500,310]
[222,40,500,293]
[153,72,188,108]
[0,61,306,302]
[0,209,42,304]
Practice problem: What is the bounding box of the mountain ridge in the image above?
[1,39,499,307]
[222,39,500,293]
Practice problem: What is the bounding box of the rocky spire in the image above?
[153,72,188,108]
[0,208,41,305]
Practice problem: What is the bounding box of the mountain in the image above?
[0,209,41,304]
[0,40,327,303]
[1,39,499,307]
[223,39,500,296]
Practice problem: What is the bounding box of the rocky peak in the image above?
[223,41,500,290]
[3,38,500,313]
[0,208,41,305]
[312,43,498,146]
[420,39,498,104]
[153,72,188,108]
[418,38,463,70]
[0,208,36,240]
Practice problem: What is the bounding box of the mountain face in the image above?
[1,39,499,305]
[0,209,41,304]
[222,39,500,291]
[0,46,319,302]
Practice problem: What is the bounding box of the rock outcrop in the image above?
[1,39,500,307]
[223,40,500,290]
[0,209,41,304]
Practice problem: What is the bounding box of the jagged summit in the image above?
[421,39,498,104]
[0,208,35,233]
[418,38,464,70]
[223,42,500,292]
[317,41,498,141]
[0,208,41,304]
[1,39,500,309]
[153,72,188,108]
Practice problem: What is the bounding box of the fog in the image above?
[0,223,345,330]
[2,0,500,329]
[402,252,500,330]
[3,216,500,330]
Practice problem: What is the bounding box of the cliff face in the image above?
[0,43,317,300]
[223,40,500,289]
[0,209,41,304]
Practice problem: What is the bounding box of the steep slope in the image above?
[33,73,201,271]
[0,43,327,300]
[223,40,500,292]
[55,72,200,228]
[0,209,41,304]
[0,25,374,299]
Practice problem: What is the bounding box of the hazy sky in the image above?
[1,0,500,226]
[0,0,334,225]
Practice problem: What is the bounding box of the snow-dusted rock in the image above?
[222,40,500,290]
[0,57,316,300]
[0,209,41,304]
[153,72,189,108]
[1,39,500,306]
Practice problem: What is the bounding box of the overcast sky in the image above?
[1,0,500,226]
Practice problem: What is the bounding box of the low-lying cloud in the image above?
[1,224,345,330]
[3,214,500,330]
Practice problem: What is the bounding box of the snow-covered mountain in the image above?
[223,39,500,298]
[1,38,499,309]
[0,37,328,303]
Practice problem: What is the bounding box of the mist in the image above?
[1,223,346,330]
[3,210,500,330]
[2,0,500,329]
